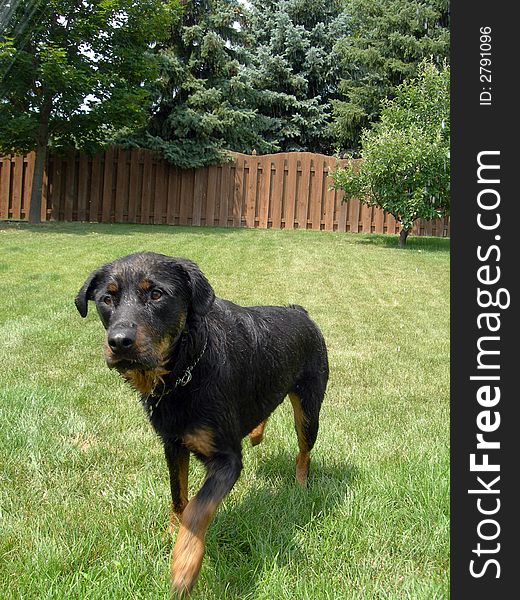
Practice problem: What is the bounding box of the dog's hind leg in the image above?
[289,381,324,486]
[289,393,312,486]
[248,419,268,446]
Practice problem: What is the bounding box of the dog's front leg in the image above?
[170,451,242,597]
[164,442,190,535]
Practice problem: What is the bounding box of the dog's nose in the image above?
[107,329,136,352]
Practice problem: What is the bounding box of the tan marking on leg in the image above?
[171,497,219,595]
[249,419,268,446]
[183,428,215,457]
[295,450,310,487]
[289,392,310,486]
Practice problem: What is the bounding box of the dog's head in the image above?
[75,253,214,373]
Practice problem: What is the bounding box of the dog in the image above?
[75,252,328,596]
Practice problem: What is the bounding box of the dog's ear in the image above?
[75,268,104,317]
[174,259,215,317]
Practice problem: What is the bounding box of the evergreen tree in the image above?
[244,0,350,155]
[332,0,449,152]
[120,0,273,168]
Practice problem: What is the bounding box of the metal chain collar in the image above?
[146,336,208,417]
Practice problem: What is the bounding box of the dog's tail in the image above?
[288,304,309,315]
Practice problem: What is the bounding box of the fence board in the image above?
[40,159,49,221]
[0,157,11,219]
[154,160,166,225]
[11,156,23,220]
[437,218,448,237]
[361,202,372,233]
[165,167,177,224]
[374,200,384,234]
[348,198,360,233]
[64,151,75,221]
[179,169,193,225]
[385,212,397,234]
[257,159,269,228]
[89,154,101,222]
[284,155,298,230]
[297,154,311,229]
[23,153,35,220]
[115,149,128,222]
[205,165,218,226]
[192,167,205,226]
[233,157,244,227]
[270,155,284,229]
[337,194,348,232]
[101,148,113,222]
[245,159,257,228]
[219,163,232,227]
[56,155,64,219]
[128,149,140,223]
[310,158,323,230]
[141,151,152,224]
[77,154,89,221]
[323,159,335,231]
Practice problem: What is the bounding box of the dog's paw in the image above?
[170,529,205,598]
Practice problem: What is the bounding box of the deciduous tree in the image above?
[0,0,178,222]
[332,60,450,246]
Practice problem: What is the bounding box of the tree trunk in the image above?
[399,227,410,248]
[28,99,51,224]
[28,142,48,224]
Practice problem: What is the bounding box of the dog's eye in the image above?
[150,289,163,301]
[102,294,113,306]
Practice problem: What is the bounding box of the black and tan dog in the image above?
[75,252,328,596]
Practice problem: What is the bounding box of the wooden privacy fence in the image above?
[0,148,450,236]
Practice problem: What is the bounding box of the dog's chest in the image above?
[147,395,206,439]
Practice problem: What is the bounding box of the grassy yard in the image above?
[0,223,449,599]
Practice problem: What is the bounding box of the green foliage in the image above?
[244,0,350,154]
[331,0,449,150]
[126,0,352,164]
[119,0,275,168]
[1,0,452,172]
[0,0,179,155]
[332,60,450,238]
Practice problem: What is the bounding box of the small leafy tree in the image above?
[0,0,179,223]
[332,59,450,247]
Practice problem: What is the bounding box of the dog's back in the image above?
[202,299,328,440]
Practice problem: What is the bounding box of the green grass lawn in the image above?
[0,223,449,599]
